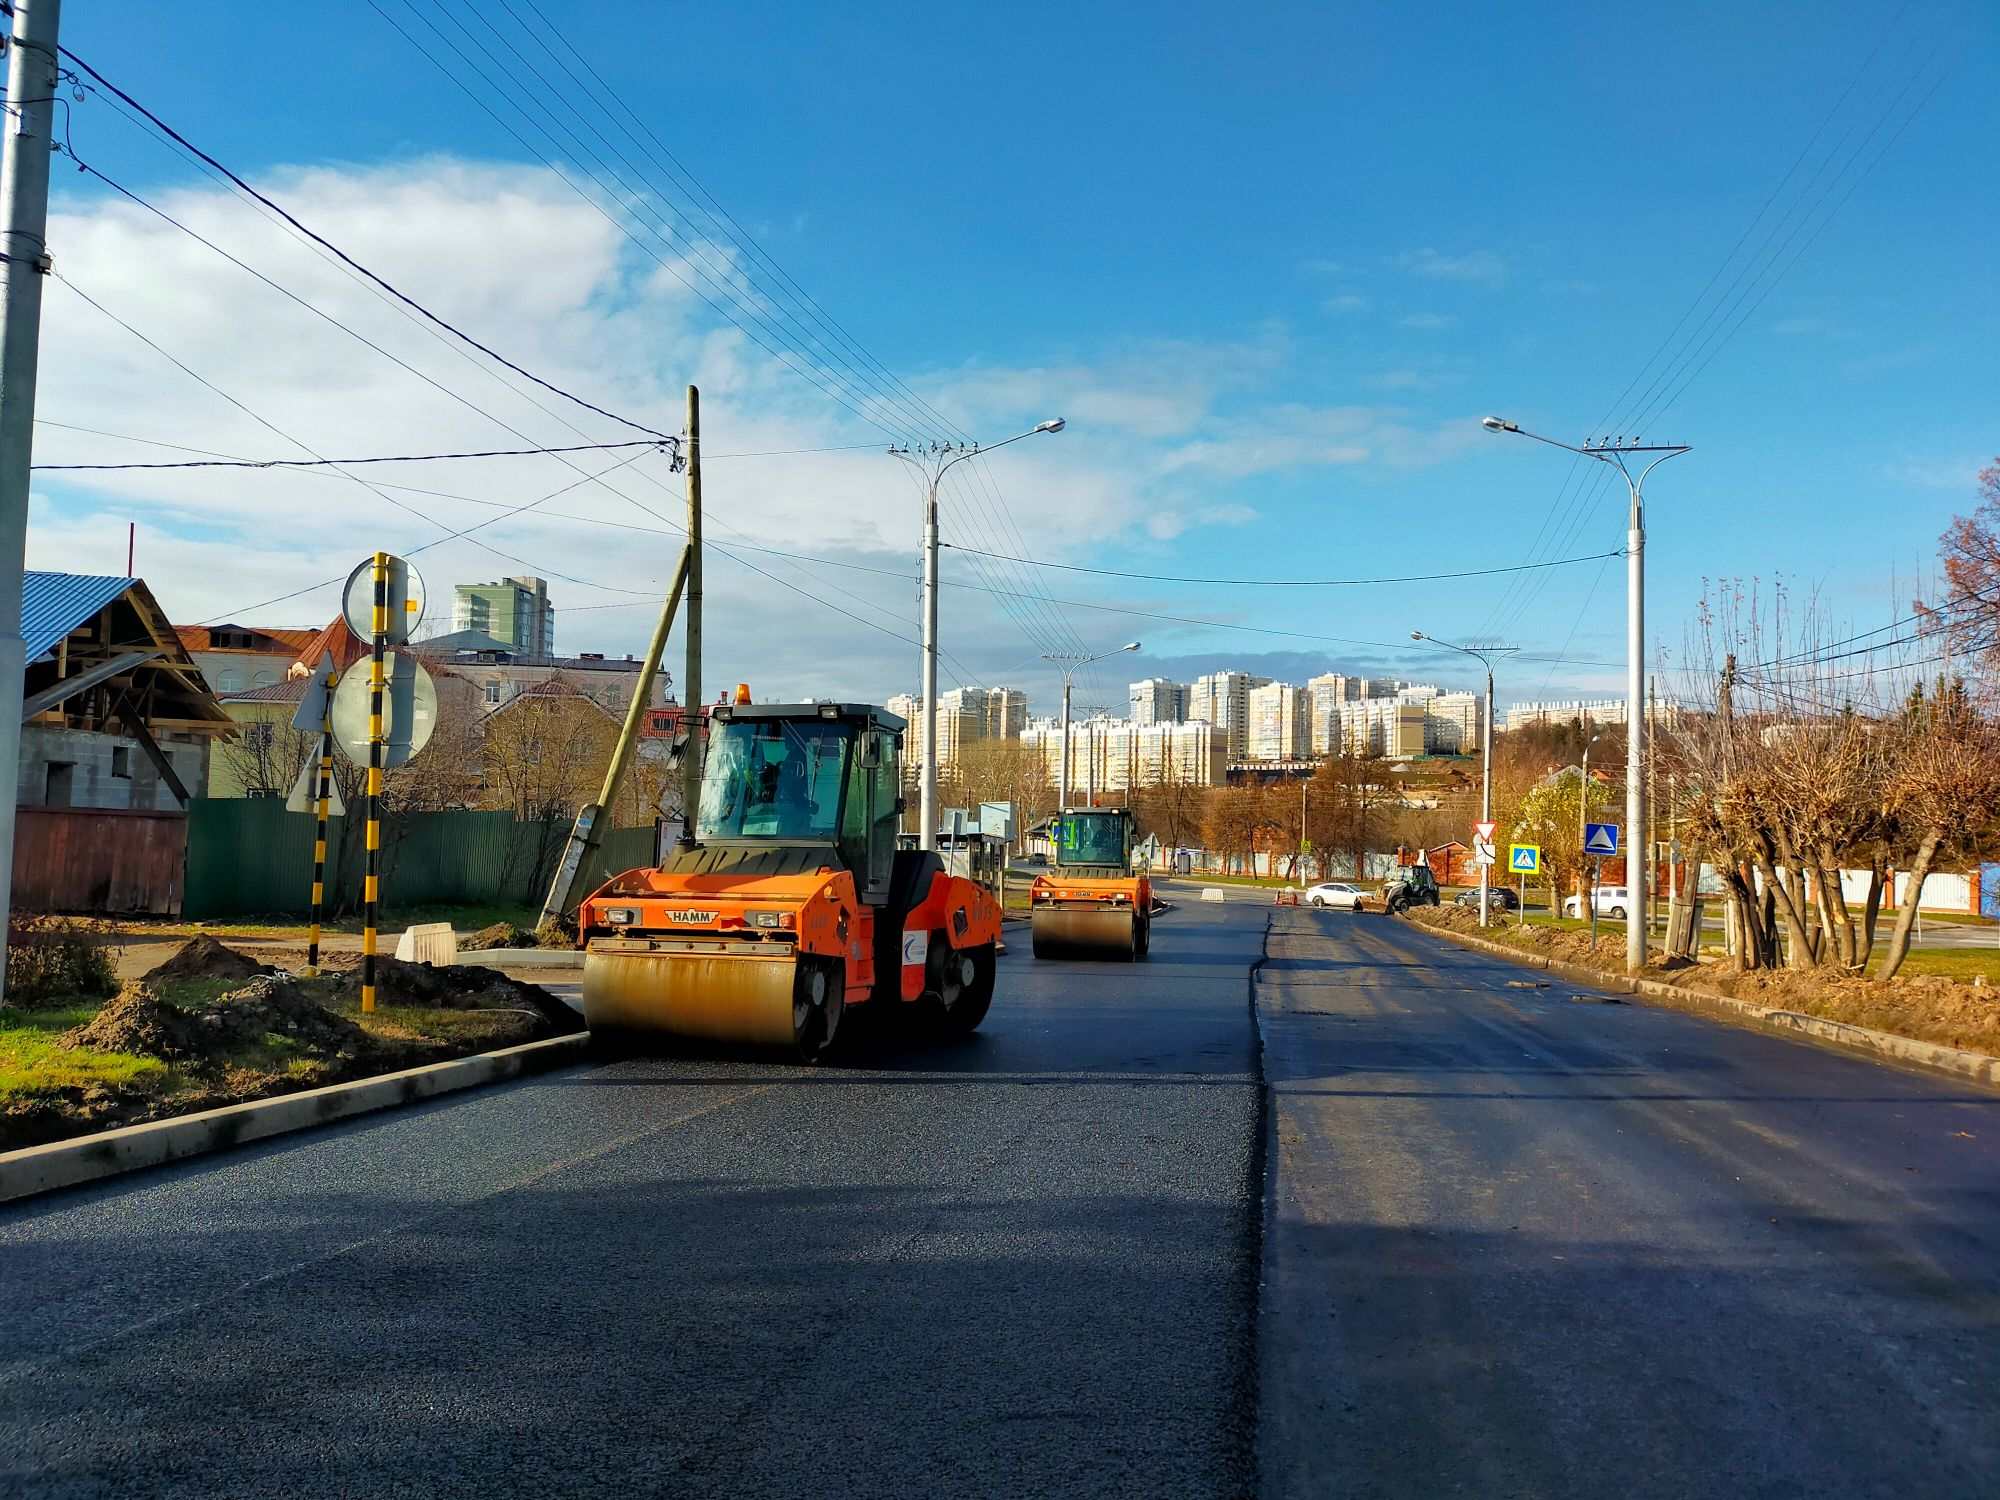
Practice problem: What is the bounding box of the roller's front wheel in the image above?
[791,957,844,1063]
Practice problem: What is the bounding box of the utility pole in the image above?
[0,0,63,1001]
[892,420,1065,849]
[679,386,702,847]
[1042,640,1139,813]
[1482,417,1688,972]
[1410,632,1513,928]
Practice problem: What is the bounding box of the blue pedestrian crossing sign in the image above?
[1508,843,1541,873]
[1583,822,1621,857]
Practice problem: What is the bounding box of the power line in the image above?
[55,40,681,447]
[34,438,668,472]
[939,543,1626,587]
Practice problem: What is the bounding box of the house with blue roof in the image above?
[19,572,232,813]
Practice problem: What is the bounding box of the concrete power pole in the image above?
[0,0,63,1000]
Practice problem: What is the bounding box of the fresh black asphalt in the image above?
[1,900,1266,1499]
[6,894,1998,1498]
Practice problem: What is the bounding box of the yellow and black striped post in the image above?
[305,677,337,976]
[363,551,388,1013]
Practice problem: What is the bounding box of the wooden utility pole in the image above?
[680,385,702,846]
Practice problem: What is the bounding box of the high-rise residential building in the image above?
[885,692,920,726]
[452,576,555,656]
[1503,697,1683,732]
[1396,682,1441,704]
[1021,716,1224,793]
[1246,681,1309,760]
[1306,673,1359,754]
[1424,691,1482,753]
[941,685,1027,740]
[1128,677,1190,725]
[1390,702,1428,758]
[1189,671,1270,760]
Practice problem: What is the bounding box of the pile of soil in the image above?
[59,977,369,1067]
[327,958,582,1033]
[143,934,278,984]
[460,921,538,951]
[57,984,209,1061]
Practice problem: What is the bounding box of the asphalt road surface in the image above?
[1258,906,2000,1499]
[8,897,1999,1498]
[1,903,1265,1499]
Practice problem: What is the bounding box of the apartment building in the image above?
[1021,716,1224,794]
[1246,681,1309,760]
[452,576,555,656]
[1188,671,1270,760]
[1504,697,1683,732]
[1128,677,1190,725]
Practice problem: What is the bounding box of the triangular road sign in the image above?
[1584,822,1620,856]
[285,758,345,817]
[1473,820,1497,842]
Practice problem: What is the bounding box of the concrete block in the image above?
[395,922,458,964]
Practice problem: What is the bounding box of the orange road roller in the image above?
[577,701,1001,1061]
[1029,807,1151,960]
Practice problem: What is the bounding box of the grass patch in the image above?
[0,1006,166,1100]
[1884,949,2000,983]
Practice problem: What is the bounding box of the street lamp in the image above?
[1411,631,1515,928]
[1042,641,1140,811]
[892,419,1067,850]
[1482,417,1689,973]
[1579,729,1602,918]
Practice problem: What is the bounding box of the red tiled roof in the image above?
[294,615,370,673]
[175,624,319,655]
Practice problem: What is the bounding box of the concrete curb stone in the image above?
[448,948,583,969]
[0,1033,589,1206]
[1410,918,2000,1090]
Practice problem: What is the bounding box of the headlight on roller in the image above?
[602,907,637,926]
[751,911,783,929]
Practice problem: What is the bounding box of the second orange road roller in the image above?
[1029,807,1152,960]
[576,699,1002,1061]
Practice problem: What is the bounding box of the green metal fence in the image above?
[183,800,658,919]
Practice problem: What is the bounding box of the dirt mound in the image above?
[460,921,538,951]
[59,976,369,1066]
[58,984,208,1060]
[330,958,581,1033]
[144,934,278,984]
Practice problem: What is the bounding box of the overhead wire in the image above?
[369,0,1070,673]
[63,98,962,673]
[938,542,1625,587]
[56,40,678,445]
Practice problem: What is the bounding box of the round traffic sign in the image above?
[330,651,438,769]
[342,554,425,647]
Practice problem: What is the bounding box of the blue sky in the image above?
[30,0,1997,713]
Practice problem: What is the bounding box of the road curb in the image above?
[450,948,583,969]
[1408,919,2000,1089]
[0,1033,590,1207]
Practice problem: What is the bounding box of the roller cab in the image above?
[578,701,1000,1060]
[1030,808,1151,961]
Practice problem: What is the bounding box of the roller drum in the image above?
[1031,906,1139,960]
[584,946,841,1059]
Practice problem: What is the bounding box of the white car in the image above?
[1563,885,1631,919]
[1305,882,1366,910]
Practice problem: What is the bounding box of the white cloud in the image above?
[1399,312,1456,330]
[1322,293,1370,314]
[1395,247,1506,285]
[28,157,1499,710]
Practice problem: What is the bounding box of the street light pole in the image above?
[892,419,1065,851]
[1043,642,1141,813]
[1482,417,1689,974]
[1411,632,1515,928]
